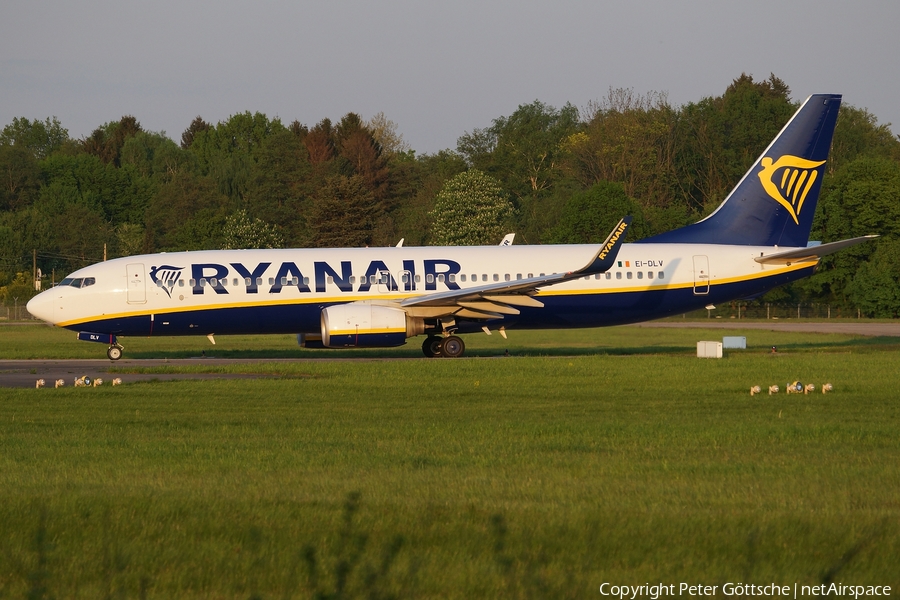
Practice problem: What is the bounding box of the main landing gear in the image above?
[421,335,465,358]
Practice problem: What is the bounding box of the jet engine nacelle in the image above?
[321,303,424,348]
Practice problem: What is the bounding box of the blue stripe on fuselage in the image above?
[62,266,814,338]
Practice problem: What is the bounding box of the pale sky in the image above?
[2,0,898,155]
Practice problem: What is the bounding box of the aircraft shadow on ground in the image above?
[117,335,898,361]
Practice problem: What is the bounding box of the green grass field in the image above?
[1,324,899,598]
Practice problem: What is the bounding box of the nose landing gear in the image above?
[107,344,124,361]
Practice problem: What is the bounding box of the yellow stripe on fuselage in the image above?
[56,262,813,328]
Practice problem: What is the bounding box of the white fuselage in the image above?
[27,242,814,338]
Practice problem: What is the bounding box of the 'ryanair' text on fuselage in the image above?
[166,259,465,296]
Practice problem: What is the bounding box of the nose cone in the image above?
[27,289,57,324]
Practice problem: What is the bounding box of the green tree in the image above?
[388,150,468,246]
[39,152,154,225]
[0,271,39,312]
[187,112,287,203]
[0,116,69,159]
[310,175,379,248]
[674,74,794,214]
[121,131,198,183]
[458,101,578,200]
[115,222,145,257]
[82,115,143,167]
[802,157,900,305]
[221,209,284,249]
[847,238,900,317]
[829,105,900,174]
[181,116,212,149]
[0,145,41,210]
[144,174,233,251]
[564,89,677,210]
[246,129,312,246]
[458,101,579,242]
[429,170,514,246]
[366,111,410,157]
[544,181,649,244]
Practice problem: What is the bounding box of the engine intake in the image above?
[321,303,424,348]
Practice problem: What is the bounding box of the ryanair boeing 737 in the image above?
[27,94,876,359]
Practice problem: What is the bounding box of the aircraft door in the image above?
[692,255,710,295]
[126,263,147,304]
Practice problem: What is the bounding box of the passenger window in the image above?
[244,277,252,286]
[493,274,499,282]
[280,277,287,286]
[426,274,434,284]
[449,274,455,282]
[178,279,184,287]
[415,274,421,283]
[605,272,611,279]
[200,278,208,287]
[256,277,263,286]
[327,276,334,284]
[658,271,665,279]
[616,272,622,280]
[648,272,654,280]
[437,274,445,283]
[516,273,522,280]
[504,274,510,281]
[460,274,466,282]
[482,274,488,282]
[637,272,643,279]
[268,278,274,285]
[626,272,633,280]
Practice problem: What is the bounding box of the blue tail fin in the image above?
[641,94,842,247]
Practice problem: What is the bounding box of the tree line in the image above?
[2,73,900,316]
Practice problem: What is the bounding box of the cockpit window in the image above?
[57,277,95,288]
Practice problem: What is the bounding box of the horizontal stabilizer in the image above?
[754,235,878,264]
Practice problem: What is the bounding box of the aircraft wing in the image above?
[754,235,878,265]
[399,217,631,320]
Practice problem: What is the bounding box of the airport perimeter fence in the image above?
[3,304,35,322]
[0,301,882,323]
[682,302,870,321]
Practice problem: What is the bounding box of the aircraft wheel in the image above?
[107,345,123,361]
[422,336,443,358]
[441,335,465,358]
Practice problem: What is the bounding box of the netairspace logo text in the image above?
[599,583,892,599]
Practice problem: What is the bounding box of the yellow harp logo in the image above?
[757,155,826,225]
